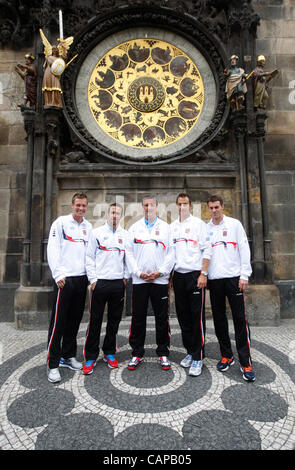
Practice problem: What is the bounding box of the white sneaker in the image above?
[59,357,83,370]
[159,356,171,370]
[180,354,193,368]
[127,356,144,370]
[189,360,203,377]
[47,367,61,383]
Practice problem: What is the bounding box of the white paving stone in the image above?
[0,318,295,450]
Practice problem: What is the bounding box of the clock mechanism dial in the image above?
[88,38,205,149]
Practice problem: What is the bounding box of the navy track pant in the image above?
[173,270,206,361]
[47,275,88,369]
[129,283,170,358]
[84,279,125,361]
[208,276,252,367]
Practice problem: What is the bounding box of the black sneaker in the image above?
[216,356,235,372]
[240,365,255,382]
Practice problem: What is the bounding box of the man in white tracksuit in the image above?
[127,195,175,371]
[207,194,255,382]
[171,193,212,377]
[83,203,136,375]
[47,192,92,383]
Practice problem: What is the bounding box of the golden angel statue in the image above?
[39,29,74,108]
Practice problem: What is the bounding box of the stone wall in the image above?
[0,48,27,320]
[253,0,295,316]
[55,179,236,229]
[0,1,294,324]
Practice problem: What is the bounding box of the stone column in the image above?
[20,109,36,286]
[14,106,62,329]
[255,110,274,283]
[246,117,266,283]
[42,107,62,285]
[231,109,249,235]
[231,107,280,324]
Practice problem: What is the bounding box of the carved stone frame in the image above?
[62,6,229,165]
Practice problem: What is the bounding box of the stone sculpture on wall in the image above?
[224,54,247,111]
[14,53,38,109]
[252,55,279,111]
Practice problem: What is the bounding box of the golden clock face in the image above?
[88,38,204,149]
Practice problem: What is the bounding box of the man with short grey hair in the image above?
[127,195,174,371]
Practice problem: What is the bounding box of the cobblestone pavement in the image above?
[0,317,295,453]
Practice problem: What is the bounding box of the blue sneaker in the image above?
[59,357,82,370]
[103,354,118,369]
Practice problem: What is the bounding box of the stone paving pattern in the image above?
[0,317,295,451]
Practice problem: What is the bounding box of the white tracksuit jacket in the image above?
[128,217,175,285]
[86,222,137,284]
[207,215,252,280]
[47,214,92,283]
[170,215,212,273]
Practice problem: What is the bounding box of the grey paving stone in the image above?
[0,318,294,451]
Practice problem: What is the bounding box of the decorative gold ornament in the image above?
[39,29,74,63]
[257,55,266,63]
[127,76,165,113]
[88,38,204,149]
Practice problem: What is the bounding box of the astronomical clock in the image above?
[64,23,225,164]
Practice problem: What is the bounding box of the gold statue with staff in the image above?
[224,55,248,111]
[251,55,279,111]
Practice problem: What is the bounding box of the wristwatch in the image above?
[201,271,208,276]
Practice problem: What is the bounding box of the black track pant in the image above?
[173,271,206,361]
[84,279,125,361]
[208,276,252,367]
[129,283,170,358]
[47,275,88,369]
